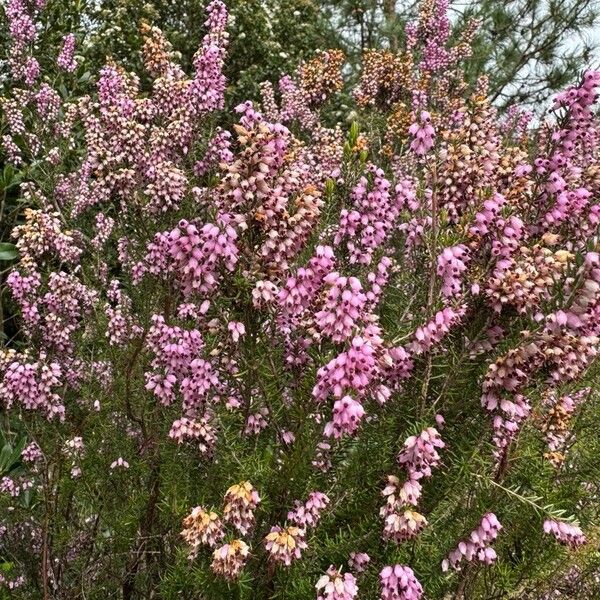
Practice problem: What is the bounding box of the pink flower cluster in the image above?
[169,417,217,455]
[380,426,444,543]
[6,0,40,79]
[543,519,586,548]
[348,552,370,574]
[145,315,217,408]
[211,540,249,581]
[288,491,330,528]
[490,393,532,462]
[264,525,307,566]
[194,127,233,176]
[181,506,224,557]
[181,481,259,580]
[437,245,469,297]
[316,566,358,600]
[408,306,466,355]
[0,355,64,420]
[397,427,445,481]
[313,336,379,402]
[409,111,435,155]
[57,33,76,72]
[265,492,329,566]
[379,564,423,600]
[334,166,410,265]
[315,274,367,342]
[223,481,261,535]
[139,219,239,298]
[324,397,366,439]
[190,0,229,114]
[442,513,502,571]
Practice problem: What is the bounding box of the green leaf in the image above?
[0,243,18,261]
[0,443,13,473]
[3,164,14,184]
[8,436,27,471]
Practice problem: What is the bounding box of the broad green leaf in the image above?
[0,243,18,261]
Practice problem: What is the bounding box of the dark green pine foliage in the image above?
[460,0,599,110]
[322,0,599,111]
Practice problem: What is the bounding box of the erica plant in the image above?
[1,0,600,598]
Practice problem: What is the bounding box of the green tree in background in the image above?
[82,0,341,105]
[461,0,598,110]
[2,0,597,110]
[325,0,599,110]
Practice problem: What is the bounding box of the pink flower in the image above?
[348,552,370,573]
[110,457,129,470]
[227,321,246,343]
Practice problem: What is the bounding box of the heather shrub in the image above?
[1,1,600,599]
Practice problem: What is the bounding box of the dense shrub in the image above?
[0,0,600,598]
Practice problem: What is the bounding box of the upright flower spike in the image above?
[144,315,219,418]
[334,165,407,265]
[315,273,368,342]
[408,111,435,156]
[57,33,76,72]
[437,245,469,297]
[380,426,443,543]
[408,306,466,355]
[190,0,229,114]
